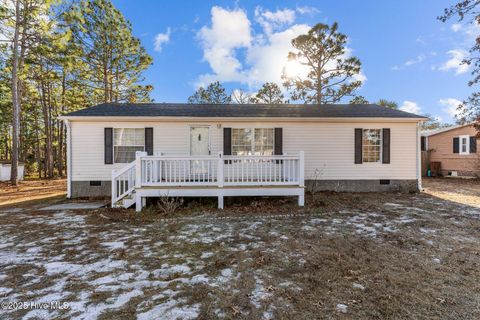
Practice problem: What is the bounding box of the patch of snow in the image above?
[384,202,403,207]
[190,274,210,285]
[102,241,125,250]
[301,225,316,231]
[432,258,441,264]
[200,252,214,259]
[221,268,232,278]
[352,283,365,290]
[137,298,200,320]
[74,289,143,320]
[250,276,272,309]
[152,264,192,278]
[336,303,348,313]
[43,259,126,276]
[420,228,436,234]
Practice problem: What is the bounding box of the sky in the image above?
[112,0,477,123]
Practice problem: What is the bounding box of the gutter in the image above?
[58,116,428,123]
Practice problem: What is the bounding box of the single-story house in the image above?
[60,103,427,211]
[421,122,479,177]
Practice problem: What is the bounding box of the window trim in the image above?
[362,128,383,164]
[231,127,275,156]
[113,128,145,163]
[459,135,470,155]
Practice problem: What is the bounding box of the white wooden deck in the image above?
[112,151,305,211]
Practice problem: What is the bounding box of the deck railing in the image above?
[111,161,136,205]
[112,151,304,206]
[136,151,304,188]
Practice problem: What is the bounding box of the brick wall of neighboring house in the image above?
[427,125,479,177]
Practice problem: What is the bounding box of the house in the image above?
[60,103,427,211]
[0,160,25,181]
[421,122,479,177]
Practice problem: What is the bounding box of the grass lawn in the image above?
[0,178,479,319]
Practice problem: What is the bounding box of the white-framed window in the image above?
[113,128,145,163]
[232,128,274,156]
[362,129,382,163]
[459,135,470,155]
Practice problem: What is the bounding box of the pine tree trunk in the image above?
[10,0,21,185]
[58,72,66,177]
[40,76,54,178]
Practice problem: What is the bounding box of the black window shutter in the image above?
[274,128,283,155]
[354,128,363,164]
[223,128,232,155]
[453,137,459,153]
[145,127,153,155]
[382,128,390,164]
[104,128,113,164]
[470,136,477,153]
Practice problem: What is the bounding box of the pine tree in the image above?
[349,96,369,104]
[65,0,153,104]
[282,22,363,104]
[439,1,480,127]
[188,82,231,104]
[377,99,398,109]
[252,82,287,104]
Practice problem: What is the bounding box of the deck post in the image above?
[217,151,224,188]
[298,193,305,206]
[135,151,147,188]
[135,193,142,212]
[111,169,116,207]
[299,151,305,187]
[218,195,224,209]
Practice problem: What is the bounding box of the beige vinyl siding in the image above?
[70,120,418,181]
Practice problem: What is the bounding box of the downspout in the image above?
[416,121,422,191]
[65,119,72,198]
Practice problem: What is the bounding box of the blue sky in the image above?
[113,0,476,123]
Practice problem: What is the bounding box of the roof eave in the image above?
[58,115,427,122]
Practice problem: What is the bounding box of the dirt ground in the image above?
[0,179,66,208]
[0,178,479,319]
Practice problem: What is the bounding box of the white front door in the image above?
[190,127,210,156]
[190,127,210,176]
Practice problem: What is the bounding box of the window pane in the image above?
[114,128,145,146]
[114,146,144,163]
[362,129,381,162]
[232,129,252,155]
[113,128,145,163]
[254,128,274,156]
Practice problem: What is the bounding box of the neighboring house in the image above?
[0,161,25,181]
[60,103,426,211]
[421,123,479,177]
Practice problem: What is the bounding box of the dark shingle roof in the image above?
[63,103,427,119]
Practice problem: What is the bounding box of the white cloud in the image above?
[405,54,426,66]
[245,24,311,86]
[154,28,171,52]
[296,5,320,15]
[400,101,421,114]
[439,98,463,119]
[197,6,252,85]
[392,54,427,70]
[439,49,469,75]
[255,7,295,34]
[352,72,368,83]
[451,23,462,32]
[196,6,366,91]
